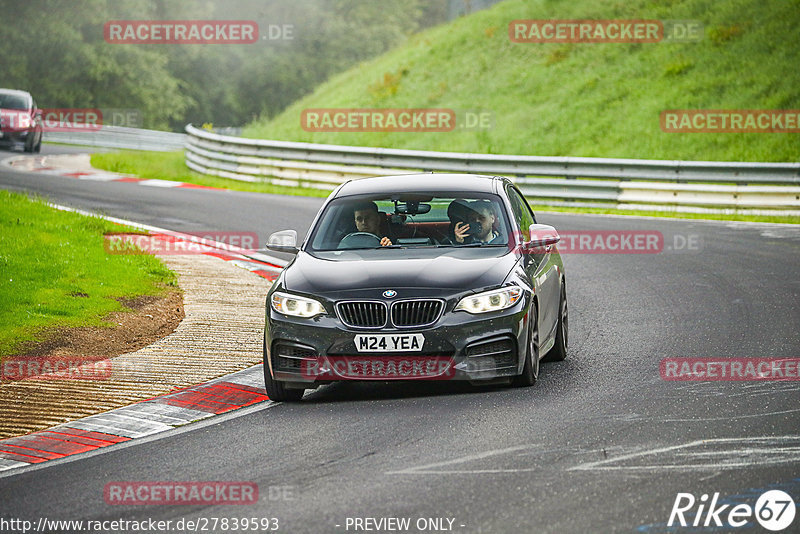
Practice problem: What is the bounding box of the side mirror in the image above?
[267,229,299,254]
[524,224,560,250]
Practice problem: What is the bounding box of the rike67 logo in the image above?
[669,490,796,531]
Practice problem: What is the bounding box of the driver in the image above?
[353,201,393,246]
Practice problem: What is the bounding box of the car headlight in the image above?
[454,287,523,314]
[271,292,326,318]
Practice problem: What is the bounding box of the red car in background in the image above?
[0,88,43,153]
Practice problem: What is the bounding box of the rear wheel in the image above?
[543,281,568,362]
[263,338,304,402]
[512,306,539,387]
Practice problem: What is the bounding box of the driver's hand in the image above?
[454,222,470,244]
[380,237,392,247]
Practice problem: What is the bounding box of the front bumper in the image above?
[265,300,529,385]
[0,129,31,148]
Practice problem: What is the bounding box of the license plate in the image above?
[354,333,425,352]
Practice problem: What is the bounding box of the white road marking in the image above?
[0,458,31,472]
[213,366,266,389]
[138,179,182,188]
[386,444,538,475]
[570,436,800,472]
[67,412,173,438]
[75,173,126,181]
[660,407,800,422]
[113,402,214,426]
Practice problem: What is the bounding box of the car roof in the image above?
[0,89,32,97]
[334,173,506,197]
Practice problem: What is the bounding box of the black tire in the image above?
[23,139,34,153]
[34,134,42,153]
[263,338,304,402]
[543,281,568,362]
[512,305,539,387]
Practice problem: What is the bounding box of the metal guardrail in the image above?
[183,124,800,213]
[45,125,185,152]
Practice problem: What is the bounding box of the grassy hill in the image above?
[243,0,799,162]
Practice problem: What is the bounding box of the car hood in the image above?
[283,249,517,298]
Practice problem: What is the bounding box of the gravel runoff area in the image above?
[0,254,272,440]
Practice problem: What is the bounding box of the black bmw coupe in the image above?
[264,173,567,401]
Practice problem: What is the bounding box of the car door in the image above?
[506,185,560,344]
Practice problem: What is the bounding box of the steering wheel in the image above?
[338,232,381,249]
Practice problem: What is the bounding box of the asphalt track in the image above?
[0,144,799,533]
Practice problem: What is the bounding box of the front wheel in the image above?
[512,306,539,387]
[263,338,304,402]
[543,281,568,362]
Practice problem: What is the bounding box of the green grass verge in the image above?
[0,190,178,358]
[90,151,330,197]
[243,0,799,162]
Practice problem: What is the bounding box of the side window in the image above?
[506,186,535,241]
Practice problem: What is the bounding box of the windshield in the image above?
[308,193,510,252]
[0,92,29,110]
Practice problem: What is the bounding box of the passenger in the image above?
[455,200,502,245]
[353,201,393,247]
[447,198,473,244]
